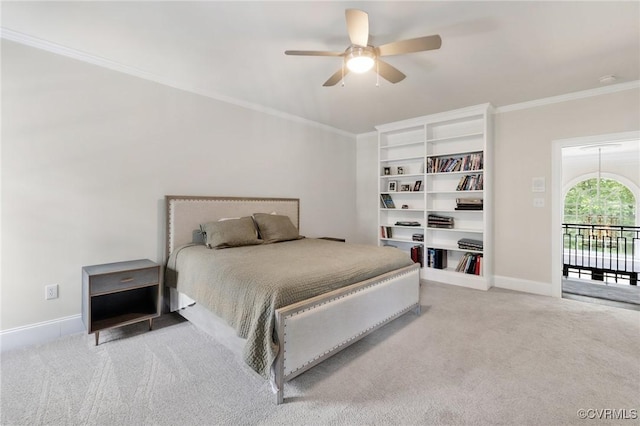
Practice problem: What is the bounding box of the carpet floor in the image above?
[1,282,639,425]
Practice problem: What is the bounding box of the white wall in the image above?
[1,40,356,331]
[493,88,639,292]
[354,132,378,245]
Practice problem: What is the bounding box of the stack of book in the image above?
[427,248,447,269]
[455,198,483,211]
[412,233,424,242]
[428,214,454,229]
[410,245,423,267]
[458,238,483,251]
[456,253,482,275]
[456,174,484,191]
[380,194,396,208]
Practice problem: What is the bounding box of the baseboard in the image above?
[493,275,554,297]
[0,315,84,352]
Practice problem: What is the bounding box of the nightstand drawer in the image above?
[90,267,159,295]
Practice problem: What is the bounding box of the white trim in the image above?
[358,130,377,139]
[493,275,553,297]
[376,103,492,132]
[0,314,84,352]
[551,131,640,299]
[495,81,640,114]
[4,26,637,137]
[0,27,355,139]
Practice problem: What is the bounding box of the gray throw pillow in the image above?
[253,213,303,243]
[200,216,262,249]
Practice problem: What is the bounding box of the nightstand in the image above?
[82,259,161,345]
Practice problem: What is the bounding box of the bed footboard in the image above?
[273,263,420,404]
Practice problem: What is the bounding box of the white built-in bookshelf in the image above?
[376,103,493,290]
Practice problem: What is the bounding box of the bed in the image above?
[164,195,421,404]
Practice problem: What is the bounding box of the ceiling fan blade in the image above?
[285,50,344,56]
[377,35,442,57]
[345,9,369,47]
[376,60,406,84]
[323,68,349,87]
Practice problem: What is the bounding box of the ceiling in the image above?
[1,1,639,135]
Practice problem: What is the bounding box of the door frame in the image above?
[551,130,640,298]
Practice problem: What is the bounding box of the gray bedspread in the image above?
[165,238,414,378]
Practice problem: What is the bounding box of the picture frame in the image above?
[397,166,404,175]
[413,180,422,191]
[383,167,391,175]
[400,184,411,192]
[388,180,397,192]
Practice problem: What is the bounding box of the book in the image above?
[411,245,424,267]
[380,194,396,209]
[427,153,483,173]
[456,174,484,191]
[455,253,483,275]
[427,248,447,269]
[380,226,393,238]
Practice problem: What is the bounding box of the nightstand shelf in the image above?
[82,259,161,345]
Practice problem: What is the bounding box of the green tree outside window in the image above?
[564,178,636,226]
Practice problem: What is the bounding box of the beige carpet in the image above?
[1,282,639,425]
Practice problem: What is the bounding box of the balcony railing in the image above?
[562,223,639,285]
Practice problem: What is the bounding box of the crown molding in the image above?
[3,27,637,136]
[0,27,356,139]
[494,80,640,114]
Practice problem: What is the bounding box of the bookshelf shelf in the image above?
[426,209,483,213]
[380,155,424,163]
[380,173,423,179]
[426,190,483,195]
[427,227,483,233]
[426,132,484,144]
[427,243,483,254]
[381,237,423,244]
[426,169,484,176]
[380,141,425,149]
[376,103,492,289]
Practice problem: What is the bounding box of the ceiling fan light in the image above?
[345,47,375,73]
[347,56,375,73]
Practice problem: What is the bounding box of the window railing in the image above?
[562,223,639,284]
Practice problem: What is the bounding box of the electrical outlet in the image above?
[45,284,58,300]
[533,198,545,208]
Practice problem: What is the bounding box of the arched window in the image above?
[563,178,636,226]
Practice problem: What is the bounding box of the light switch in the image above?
[532,177,546,193]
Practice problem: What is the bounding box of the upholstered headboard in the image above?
[165,196,300,257]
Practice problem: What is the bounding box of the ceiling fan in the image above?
[285,9,442,87]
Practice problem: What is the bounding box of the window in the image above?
[564,178,636,226]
